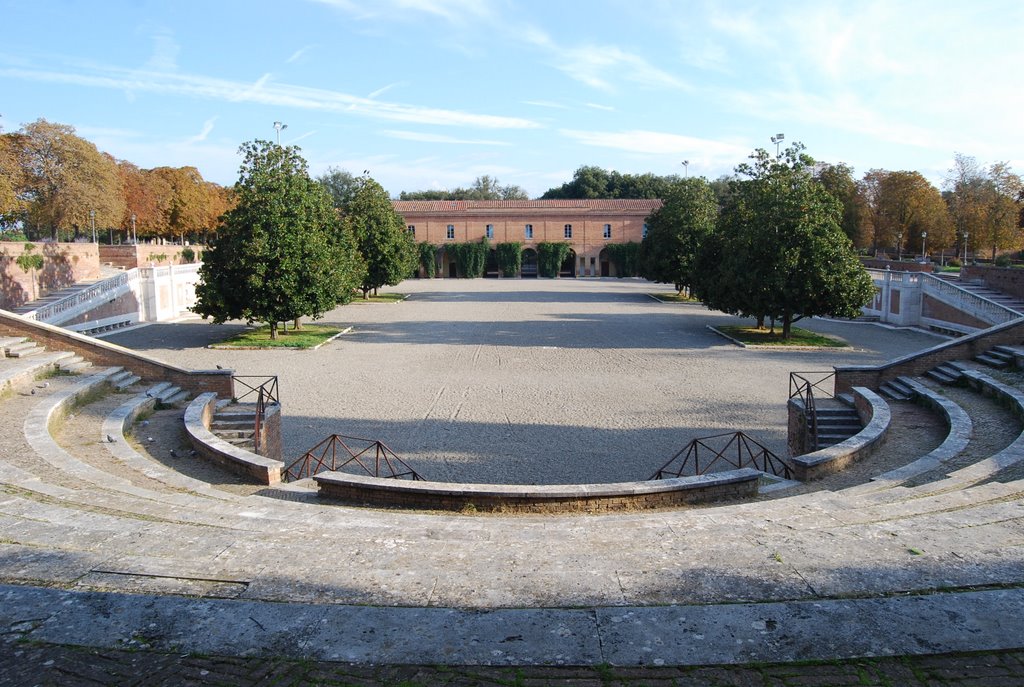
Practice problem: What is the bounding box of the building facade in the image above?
[392,199,662,278]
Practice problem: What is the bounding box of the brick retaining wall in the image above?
[0,242,102,310]
[963,265,1024,301]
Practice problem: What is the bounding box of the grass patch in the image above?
[649,292,700,303]
[353,292,407,304]
[214,324,342,349]
[718,325,849,348]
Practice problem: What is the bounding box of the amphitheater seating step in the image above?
[211,405,258,450]
[0,336,27,350]
[56,354,92,374]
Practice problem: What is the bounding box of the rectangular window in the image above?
[446,224,455,240]
[564,224,572,239]
[486,224,494,239]
[525,224,534,239]
[603,223,612,239]
[642,223,649,239]
[407,225,415,237]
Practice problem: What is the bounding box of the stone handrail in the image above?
[184,393,284,485]
[920,273,1020,325]
[23,269,138,324]
[788,387,890,481]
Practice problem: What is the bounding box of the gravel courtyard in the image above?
[106,278,941,485]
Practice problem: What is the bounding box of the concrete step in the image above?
[162,389,190,407]
[880,377,915,401]
[5,341,45,358]
[109,370,141,390]
[211,417,256,430]
[0,336,27,350]
[975,352,1011,369]
[56,354,91,374]
[925,362,964,385]
[215,428,256,440]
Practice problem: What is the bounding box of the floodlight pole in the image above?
[273,121,288,146]
[682,160,689,178]
[770,133,785,158]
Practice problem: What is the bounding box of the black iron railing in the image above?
[285,434,424,482]
[788,371,835,453]
[651,431,791,480]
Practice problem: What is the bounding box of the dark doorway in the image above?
[521,248,538,278]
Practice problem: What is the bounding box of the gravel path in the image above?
[103,279,944,485]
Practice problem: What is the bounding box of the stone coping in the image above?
[314,467,762,513]
[183,393,283,485]
[789,387,890,481]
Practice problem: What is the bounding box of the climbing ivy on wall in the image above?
[417,241,437,278]
[447,238,489,278]
[495,242,522,277]
[537,242,572,278]
[604,241,641,277]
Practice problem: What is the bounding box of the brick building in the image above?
[392,199,662,278]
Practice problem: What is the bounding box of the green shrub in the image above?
[180,246,196,263]
[495,242,522,277]
[995,254,1013,268]
[947,257,961,268]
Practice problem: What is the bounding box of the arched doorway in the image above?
[485,248,499,278]
[559,249,577,278]
[599,248,612,277]
[521,248,538,278]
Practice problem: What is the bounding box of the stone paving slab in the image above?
[4,584,1023,667]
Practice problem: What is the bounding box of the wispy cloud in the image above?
[381,129,511,145]
[559,129,748,163]
[286,45,316,64]
[187,116,218,143]
[524,100,568,110]
[586,103,615,112]
[313,0,498,26]
[0,60,540,130]
[368,81,405,99]
[145,29,179,71]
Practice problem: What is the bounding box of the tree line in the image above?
[0,119,232,244]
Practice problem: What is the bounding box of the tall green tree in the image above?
[399,175,529,201]
[540,166,678,200]
[814,162,865,246]
[944,153,988,260]
[194,140,360,339]
[979,161,1023,262]
[318,167,361,210]
[693,144,874,339]
[861,169,952,255]
[344,177,417,298]
[638,177,717,295]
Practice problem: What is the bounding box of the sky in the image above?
[1,0,1021,198]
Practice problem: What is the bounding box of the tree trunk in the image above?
[362,288,370,300]
[756,315,765,329]
[269,322,278,340]
[293,317,302,330]
[782,313,792,340]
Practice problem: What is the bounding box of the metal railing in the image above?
[651,431,791,480]
[920,273,1021,325]
[232,376,279,455]
[23,269,138,323]
[789,371,835,453]
[284,434,424,482]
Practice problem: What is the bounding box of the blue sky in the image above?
[1,0,1021,198]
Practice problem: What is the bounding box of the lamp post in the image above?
[770,133,785,158]
[90,210,96,244]
[921,231,928,260]
[896,233,903,261]
[273,121,288,145]
[682,160,689,178]
[131,213,137,245]
[963,231,969,264]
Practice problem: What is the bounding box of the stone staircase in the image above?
[209,402,258,450]
[8,278,107,316]
[935,274,1024,315]
[809,397,862,448]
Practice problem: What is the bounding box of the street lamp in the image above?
[770,133,785,158]
[921,231,928,260]
[896,233,903,261]
[131,213,137,245]
[273,121,288,145]
[963,231,969,263]
[682,160,689,178]
[90,209,96,244]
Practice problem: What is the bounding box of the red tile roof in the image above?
[392,199,662,213]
